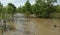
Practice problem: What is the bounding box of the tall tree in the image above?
[0,2,3,15]
[24,0,32,14]
[33,0,57,18]
[56,5,60,13]
[6,3,16,15]
[17,6,24,13]
[0,2,6,19]
[22,0,32,17]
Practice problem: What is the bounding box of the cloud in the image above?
[0,0,35,7]
[29,0,35,5]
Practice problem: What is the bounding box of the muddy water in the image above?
[4,17,36,35]
[1,13,60,35]
[3,18,60,35]
[29,18,60,35]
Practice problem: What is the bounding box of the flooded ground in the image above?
[0,13,60,35]
[2,18,60,35]
[29,18,60,35]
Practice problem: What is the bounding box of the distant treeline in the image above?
[0,0,60,19]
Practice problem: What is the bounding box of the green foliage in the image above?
[49,5,60,18]
[25,0,31,11]
[32,0,57,18]
[6,3,16,14]
[0,2,3,15]
[17,6,25,13]
[17,7,22,13]
[56,5,60,13]
[0,0,59,19]
[24,0,32,14]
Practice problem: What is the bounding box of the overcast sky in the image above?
[0,0,60,7]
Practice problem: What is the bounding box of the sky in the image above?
[0,0,60,7]
[0,0,35,7]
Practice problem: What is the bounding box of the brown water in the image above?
[2,18,60,35]
[0,13,60,35]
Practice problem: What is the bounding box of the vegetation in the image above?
[0,0,60,34]
[0,0,60,19]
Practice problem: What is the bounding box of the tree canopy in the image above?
[0,0,60,19]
